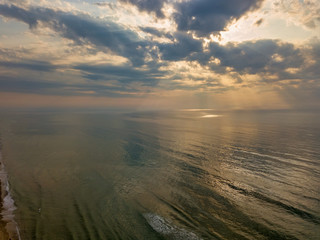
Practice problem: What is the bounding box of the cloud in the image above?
[0,3,149,66]
[300,38,320,80]
[0,76,68,95]
[158,32,203,61]
[254,18,263,26]
[0,74,145,97]
[93,2,112,7]
[0,60,57,72]
[208,39,303,75]
[118,0,167,18]
[0,3,38,28]
[160,37,307,84]
[183,38,320,90]
[274,0,320,29]
[74,63,165,85]
[0,2,319,109]
[139,26,173,40]
[173,0,264,36]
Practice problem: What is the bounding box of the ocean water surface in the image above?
[0,110,319,239]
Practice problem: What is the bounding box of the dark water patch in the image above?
[176,161,209,179]
[59,218,77,240]
[73,200,93,240]
[123,137,146,166]
[152,184,248,239]
[175,179,300,240]
[164,146,210,169]
[225,182,320,224]
[154,194,199,229]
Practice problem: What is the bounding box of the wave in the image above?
[143,213,202,240]
[0,150,21,240]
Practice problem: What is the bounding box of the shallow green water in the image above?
[0,110,319,239]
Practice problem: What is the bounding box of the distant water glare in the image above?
[200,114,222,118]
[0,110,319,240]
[181,109,215,111]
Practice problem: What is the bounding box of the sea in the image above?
[0,109,319,240]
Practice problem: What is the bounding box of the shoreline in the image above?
[0,181,10,240]
[0,149,21,240]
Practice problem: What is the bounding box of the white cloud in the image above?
[273,0,320,29]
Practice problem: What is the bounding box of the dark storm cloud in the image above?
[173,0,263,36]
[158,32,203,61]
[0,3,148,66]
[119,0,167,18]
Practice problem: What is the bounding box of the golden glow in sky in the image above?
[0,0,319,110]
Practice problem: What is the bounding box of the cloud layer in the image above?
[0,4,147,65]
[174,0,263,36]
[0,0,319,109]
[119,0,168,18]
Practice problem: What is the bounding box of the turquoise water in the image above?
[0,110,319,239]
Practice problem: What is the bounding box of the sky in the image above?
[0,0,319,110]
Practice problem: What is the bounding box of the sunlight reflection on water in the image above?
[200,114,222,118]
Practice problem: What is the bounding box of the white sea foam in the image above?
[144,213,202,240]
[0,151,21,240]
